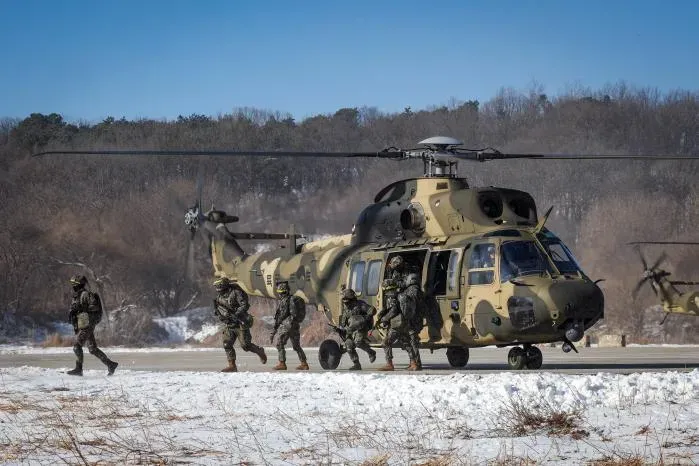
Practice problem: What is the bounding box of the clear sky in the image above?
[1,0,697,123]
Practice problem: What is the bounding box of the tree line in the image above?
[1,81,698,343]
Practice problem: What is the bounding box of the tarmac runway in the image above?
[2,345,699,374]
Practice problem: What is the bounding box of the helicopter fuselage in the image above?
[208,177,604,349]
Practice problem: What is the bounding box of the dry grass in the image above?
[588,455,649,466]
[497,396,588,438]
[41,332,73,347]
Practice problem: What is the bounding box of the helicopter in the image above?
[36,136,697,370]
[630,242,699,322]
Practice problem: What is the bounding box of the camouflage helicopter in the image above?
[37,136,696,370]
[630,242,699,322]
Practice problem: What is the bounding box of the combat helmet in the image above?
[213,276,234,292]
[388,256,404,270]
[69,275,88,289]
[276,281,290,296]
[341,288,357,302]
[404,273,420,287]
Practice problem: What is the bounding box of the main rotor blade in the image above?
[632,277,649,300]
[636,247,649,271]
[229,232,304,240]
[650,252,668,272]
[448,150,698,162]
[628,241,699,246]
[33,149,406,159]
[670,281,699,286]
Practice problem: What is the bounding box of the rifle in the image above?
[328,323,347,340]
[213,299,241,326]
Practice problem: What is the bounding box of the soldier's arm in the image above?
[233,288,250,316]
[291,297,305,321]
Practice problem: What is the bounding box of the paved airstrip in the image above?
[2,345,698,374]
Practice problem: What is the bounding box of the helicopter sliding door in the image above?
[463,240,504,344]
[425,248,463,342]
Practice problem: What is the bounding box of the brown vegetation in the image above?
[1,82,698,344]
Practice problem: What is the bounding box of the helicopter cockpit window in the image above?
[468,243,495,285]
[500,241,554,281]
[366,260,382,296]
[349,262,366,295]
[538,239,582,274]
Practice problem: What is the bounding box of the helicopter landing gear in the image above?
[524,346,543,369]
[507,347,526,370]
[318,339,343,370]
[446,347,469,368]
[507,346,543,370]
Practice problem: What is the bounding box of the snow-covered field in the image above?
[1,367,698,465]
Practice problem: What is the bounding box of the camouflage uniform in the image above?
[399,273,426,370]
[67,275,117,376]
[387,255,408,290]
[377,279,414,371]
[339,289,376,370]
[213,277,266,372]
[271,282,308,370]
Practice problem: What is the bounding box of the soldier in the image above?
[376,278,414,371]
[387,255,408,289]
[213,276,267,372]
[270,281,309,370]
[399,273,426,371]
[66,275,118,376]
[338,288,377,370]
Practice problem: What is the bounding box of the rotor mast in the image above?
[413,136,462,178]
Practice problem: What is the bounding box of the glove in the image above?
[270,331,276,344]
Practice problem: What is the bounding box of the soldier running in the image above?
[66,275,118,376]
[376,278,414,371]
[338,288,377,370]
[270,281,309,370]
[213,276,267,372]
[399,273,426,371]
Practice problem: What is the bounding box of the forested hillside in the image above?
[1,83,698,344]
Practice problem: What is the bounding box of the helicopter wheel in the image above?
[318,339,342,370]
[507,347,527,370]
[524,346,543,370]
[446,347,469,368]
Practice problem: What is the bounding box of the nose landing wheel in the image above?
[507,345,543,370]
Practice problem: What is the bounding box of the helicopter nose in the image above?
[547,280,604,339]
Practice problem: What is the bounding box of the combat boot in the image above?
[368,349,377,363]
[107,361,119,376]
[221,361,238,372]
[66,362,83,376]
[407,360,418,371]
[257,347,267,364]
[296,361,310,370]
[349,361,362,371]
[273,361,287,370]
[377,361,394,371]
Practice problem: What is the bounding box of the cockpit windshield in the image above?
[536,229,583,274]
[500,241,554,281]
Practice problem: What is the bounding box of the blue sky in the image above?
[1,0,697,123]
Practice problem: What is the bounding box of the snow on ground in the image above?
[0,344,222,355]
[1,367,698,465]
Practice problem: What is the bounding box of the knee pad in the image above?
[87,344,98,354]
[345,340,356,351]
[72,344,82,354]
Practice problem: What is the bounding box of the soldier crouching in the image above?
[213,276,267,372]
[339,288,377,370]
[270,281,309,370]
[67,275,118,376]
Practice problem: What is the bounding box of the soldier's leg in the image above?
[353,332,376,363]
[289,327,307,364]
[85,330,113,366]
[73,329,88,365]
[408,330,422,370]
[237,327,267,364]
[344,336,359,363]
[276,332,289,362]
[222,326,238,363]
[383,329,398,361]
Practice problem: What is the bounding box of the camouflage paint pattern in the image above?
[204,177,605,350]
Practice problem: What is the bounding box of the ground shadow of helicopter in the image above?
[630,242,699,323]
[36,137,697,370]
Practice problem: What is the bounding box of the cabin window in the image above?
[447,249,462,293]
[349,261,366,295]
[468,243,495,285]
[365,260,382,296]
